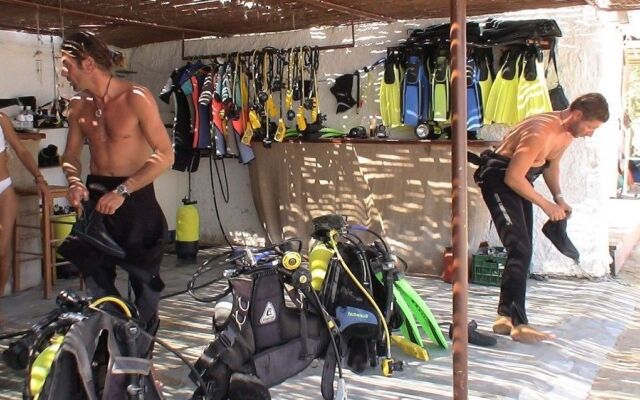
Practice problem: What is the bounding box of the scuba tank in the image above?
[176,197,200,260]
[309,242,334,291]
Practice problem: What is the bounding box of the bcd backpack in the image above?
[319,241,399,373]
[190,266,334,400]
[22,293,162,400]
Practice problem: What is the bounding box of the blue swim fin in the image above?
[466,57,483,131]
[402,55,428,126]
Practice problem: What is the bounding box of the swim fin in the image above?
[402,55,429,126]
[466,57,483,131]
[393,277,448,349]
[391,335,430,361]
[432,49,450,122]
[376,271,448,349]
[380,54,402,128]
[485,51,522,125]
[516,49,552,121]
[478,53,494,125]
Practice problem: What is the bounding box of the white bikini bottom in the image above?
[0,176,12,195]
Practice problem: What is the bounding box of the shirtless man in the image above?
[474,93,609,343]
[58,31,174,332]
[0,113,49,298]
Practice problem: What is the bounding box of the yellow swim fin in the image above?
[517,50,552,121]
[391,335,430,361]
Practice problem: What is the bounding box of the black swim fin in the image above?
[72,200,126,259]
[542,219,580,262]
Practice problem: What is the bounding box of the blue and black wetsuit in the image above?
[474,150,549,326]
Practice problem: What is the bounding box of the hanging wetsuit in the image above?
[473,150,549,326]
[159,62,202,172]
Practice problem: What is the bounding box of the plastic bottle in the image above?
[16,108,26,129]
[25,106,34,130]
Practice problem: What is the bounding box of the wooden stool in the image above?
[12,185,80,299]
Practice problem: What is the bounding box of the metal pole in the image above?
[450,0,468,399]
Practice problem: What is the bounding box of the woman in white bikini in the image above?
[0,112,49,297]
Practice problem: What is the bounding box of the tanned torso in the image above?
[494,111,573,167]
[71,82,152,177]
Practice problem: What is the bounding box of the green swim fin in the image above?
[431,49,450,122]
[374,271,424,347]
[394,276,448,349]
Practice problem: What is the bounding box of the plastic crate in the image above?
[471,248,506,286]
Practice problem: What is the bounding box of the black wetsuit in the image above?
[473,150,549,326]
[59,175,167,331]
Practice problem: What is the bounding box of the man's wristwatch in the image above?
[115,184,130,199]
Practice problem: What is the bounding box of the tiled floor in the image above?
[1,244,639,400]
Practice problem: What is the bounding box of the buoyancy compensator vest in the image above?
[321,242,383,372]
[15,291,163,400]
[191,266,333,400]
[310,214,403,378]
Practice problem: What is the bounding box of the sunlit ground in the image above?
[1,245,639,400]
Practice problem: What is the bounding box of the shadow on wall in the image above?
[251,142,491,276]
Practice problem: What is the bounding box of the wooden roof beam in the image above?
[294,0,395,23]
[0,0,228,37]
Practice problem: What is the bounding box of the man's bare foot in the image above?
[492,315,513,335]
[510,324,556,343]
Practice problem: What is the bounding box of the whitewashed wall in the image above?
[126,5,625,276]
[0,31,62,114]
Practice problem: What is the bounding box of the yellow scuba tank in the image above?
[30,334,64,399]
[309,242,334,291]
[176,198,199,260]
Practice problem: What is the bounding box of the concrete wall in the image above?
[0,6,629,279]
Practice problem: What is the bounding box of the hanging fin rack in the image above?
[386,37,553,53]
[181,23,356,61]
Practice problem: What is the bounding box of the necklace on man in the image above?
[95,75,113,118]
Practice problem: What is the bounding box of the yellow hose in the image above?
[89,296,133,318]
